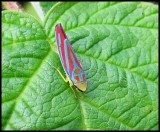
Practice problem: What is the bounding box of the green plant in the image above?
[2,2,158,130]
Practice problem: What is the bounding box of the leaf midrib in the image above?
[80,98,133,130]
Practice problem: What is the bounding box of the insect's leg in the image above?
[52,65,77,98]
[69,85,78,98]
[52,65,68,82]
[66,77,77,98]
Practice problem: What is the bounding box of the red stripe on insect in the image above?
[56,25,67,72]
[71,49,82,69]
[74,76,80,82]
[82,74,85,81]
[67,44,73,75]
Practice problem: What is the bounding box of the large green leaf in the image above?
[2,2,158,130]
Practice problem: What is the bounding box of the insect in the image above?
[55,24,87,92]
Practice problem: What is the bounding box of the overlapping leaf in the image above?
[40,2,57,15]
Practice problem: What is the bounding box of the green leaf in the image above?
[40,2,57,15]
[2,2,158,130]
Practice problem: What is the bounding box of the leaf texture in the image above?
[2,2,158,130]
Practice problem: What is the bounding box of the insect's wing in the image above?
[55,24,87,91]
[55,24,69,76]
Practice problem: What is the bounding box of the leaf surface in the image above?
[2,2,158,130]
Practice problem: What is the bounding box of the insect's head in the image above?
[74,81,87,92]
